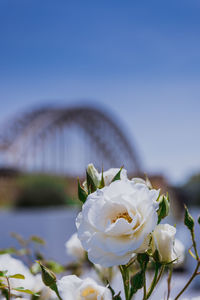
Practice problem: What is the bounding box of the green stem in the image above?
[155,265,165,285]
[167,266,173,300]
[50,283,63,300]
[125,256,137,269]
[191,230,199,260]
[174,261,200,300]
[119,266,130,300]
[6,277,11,300]
[142,271,147,300]
[146,265,159,299]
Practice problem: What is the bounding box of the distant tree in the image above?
[182,173,200,206]
[15,174,79,208]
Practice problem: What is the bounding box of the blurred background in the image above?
[0,0,200,295]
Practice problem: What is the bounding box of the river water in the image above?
[1,207,200,299]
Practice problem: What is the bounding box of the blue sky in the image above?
[0,0,200,183]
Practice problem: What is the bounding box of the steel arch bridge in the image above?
[0,105,141,176]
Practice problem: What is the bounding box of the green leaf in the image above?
[0,270,8,277]
[111,167,123,182]
[0,248,16,255]
[152,249,160,263]
[106,282,115,296]
[184,205,194,231]
[77,178,87,203]
[198,216,200,225]
[86,170,97,193]
[30,236,45,245]
[130,270,144,295]
[113,292,122,300]
[9,274,25,279]
[137,253,149,270]
[13,287,39,296]
[11,233,26,247]
[188,248,197,260]
[157,194,170,224]
[46,260,65,274]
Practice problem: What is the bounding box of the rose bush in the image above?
[76,179,160,267]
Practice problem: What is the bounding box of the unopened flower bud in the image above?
[38,262,56,287]
[87,164,100,187]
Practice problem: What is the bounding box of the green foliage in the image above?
[152,249,160,263]
[111,167,123,182]
[157,194,170,224]
[46,261,65,274]
[78,178,87,203]
[184,205,194,231]
[8,274,25,279]
[182,173,200,206]
[30,236,45,245]
[13,287,39,296]
[15,174,75,208]
[37,262,57,287]
[99,167,105,189]
[0,271,8,277]
[130,270,144,296]
[137,253,149,270]
[86,170,97,193]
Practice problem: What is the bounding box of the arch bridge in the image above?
[0,105,141,176]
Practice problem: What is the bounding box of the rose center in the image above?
[81,287,99,300]
[111,211,132,224]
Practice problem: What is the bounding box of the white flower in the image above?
[151,224,177,263]
[57,275,112,300]
[76,180,159,267]
[83,164,128,191]
[101,168,127,186]
[0,254,36,294]
[174,238,185,267]
[132,177,152,189]
[65,233,85,260]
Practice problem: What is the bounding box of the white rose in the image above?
[102,168,127,186]
[174,238,185,267]
[57,275,112,300]
[65,233,85,260]
[83,164,128,191]
[76,180,159,267]
[151,224,177,263]
[0,254,36,293]
[132,177,152,189]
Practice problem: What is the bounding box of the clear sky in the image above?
[0,0,200,184]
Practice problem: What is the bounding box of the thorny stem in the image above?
[119,266,130,300]
[174,261,200,300]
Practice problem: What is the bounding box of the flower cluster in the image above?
[59,164,187,300]
[2,163,200,300]
[77,164,179,267]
